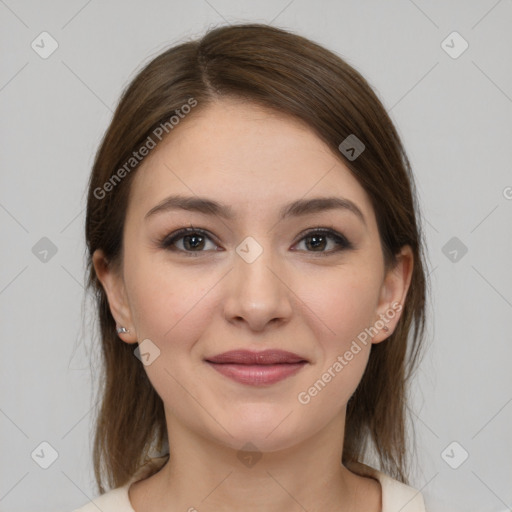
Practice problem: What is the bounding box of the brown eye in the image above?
[293,228,353,254]
[159,228,219,255]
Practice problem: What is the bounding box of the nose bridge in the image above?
[235,234,281,299]
[223,234,292,329]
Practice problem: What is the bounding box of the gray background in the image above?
[1,1,511,511]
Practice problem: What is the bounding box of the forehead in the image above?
[127,98,375,225]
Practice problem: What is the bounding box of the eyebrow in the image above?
[144,194,366,226]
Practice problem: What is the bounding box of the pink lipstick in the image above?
[205,349,307,386]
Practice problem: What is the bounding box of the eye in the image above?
[158,227,219,256]
[292,228,353,254]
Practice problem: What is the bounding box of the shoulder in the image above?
[377,471,427,512]
[346,461,427,512]
[69,455,169,512]
[69,484,133,512]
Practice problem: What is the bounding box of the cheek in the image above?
[126,261,217,345]
[124,262,220,401]
[292,267,380,396]
[295,266,381,351]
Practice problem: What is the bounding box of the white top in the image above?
[71,456,426,512]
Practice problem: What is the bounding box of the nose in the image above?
[222,239,293,332]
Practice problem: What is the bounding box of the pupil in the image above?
[185,234,204,250]
[307,235,325,251]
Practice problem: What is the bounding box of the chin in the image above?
[218,430,304,455]
[211,407,310,453]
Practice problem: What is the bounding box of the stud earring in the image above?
[116,326,129,334]
[382,325,389,332]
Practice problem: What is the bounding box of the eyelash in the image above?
[157,225,354,256]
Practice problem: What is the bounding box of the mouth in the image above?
[204,349,308,386]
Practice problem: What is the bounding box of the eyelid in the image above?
[158,227,220,252]
[292,226,353,252]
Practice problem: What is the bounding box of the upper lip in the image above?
[205,349,307,365]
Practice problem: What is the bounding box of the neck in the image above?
[144,411,367,512]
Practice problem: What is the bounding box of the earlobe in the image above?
[372,245,414,344]
[92,249,137,343]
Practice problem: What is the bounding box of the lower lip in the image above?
[206,362,307,386]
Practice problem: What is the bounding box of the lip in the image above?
[206,349,307,365]
[205,349,308,386]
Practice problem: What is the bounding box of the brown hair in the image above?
[85,22,428,494]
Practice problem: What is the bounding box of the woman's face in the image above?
[94,97,412,453]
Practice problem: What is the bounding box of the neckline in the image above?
[122,455,170,512]
[118,456,421,512]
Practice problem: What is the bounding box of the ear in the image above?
[371,245,414,344]
[92,249,138,344]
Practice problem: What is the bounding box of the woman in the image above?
[74,22,429,512]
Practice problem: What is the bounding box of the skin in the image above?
[93,97,413,512]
